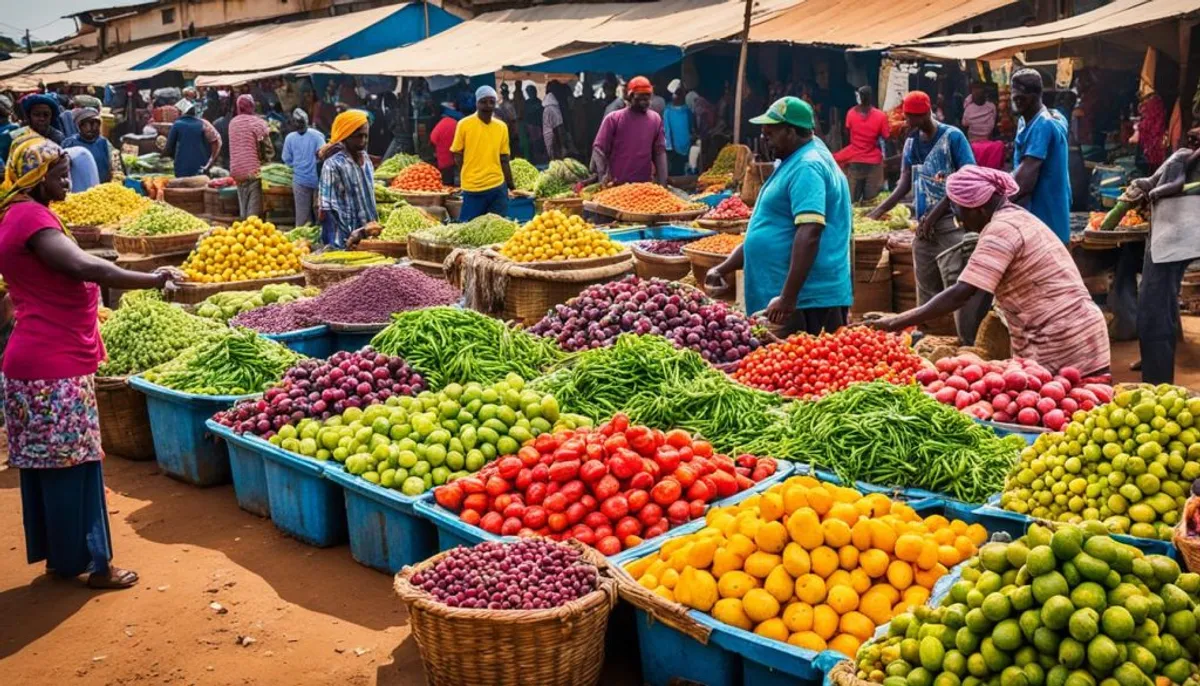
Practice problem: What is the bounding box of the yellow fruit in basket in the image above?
[788,631,827,651]
[788,509,823,549]
[826,585,859,614]
[685,538,718,569]
[812,604,839,640]
[754,618,789,642]
[860,587,895,625]
[717,570,757,599]
[782,601,814,633]
[742,588,780,624]
[498,209,622,263]
[821,518,852,548]
[826,569,853,590]
[659,568,679,590]
[759,492,785,522]
[744,551,780,578]
[711,548,744,578]
[781,543,811,577]
[676,567,718,612]
[712,598,752,630]
[181,216,305,282]
[652,586,675,602]
[837,545,859,571]
[638,574,659,590]
[886,560,914,590]
[795,574,826,604]
[754,521,787,554]
[860,549,890,578]
[810,546,839,578]
[828,633,863,658]
[726,533,756,559]
[763,566,794,604]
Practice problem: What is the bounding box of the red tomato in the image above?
[595,535,621,556]
[650,478,682,506]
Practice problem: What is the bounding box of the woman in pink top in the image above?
[0,133,182,590]
[872,166,1110,376]
[833,86,889,202]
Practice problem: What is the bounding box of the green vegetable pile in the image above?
[284,224,319,243]
[370,307,564,388]
[260,164,293,188]
[535,158,588,198]
[375,153,421,179]
[380,204,440,241]
[98,292,223,376]
[531,334,782,446]
[275,374,590,495]
[412,213,517,247]
[374,184,407,204]
[143,327,303,395]
[193,283,317,323]
[119,201,208,237]
[737,381,1024,503]
[852,203,911,236]
[510,158,539,192]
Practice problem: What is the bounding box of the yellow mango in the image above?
[764,566,795,604]
[744,551,782,579]
[711,547,745,578]
[787,508,824,550]
[755,521,789,554]
[717,570,757,599]
[678,568,718,612]
[782,542,812,578]
[759,492,786,521]
[686,538,718,569]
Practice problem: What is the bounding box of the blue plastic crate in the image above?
[263,325,332,358]
[971,501,1180,560]
[257,443,347,547]
[205,419,270,517]
[605,225,715,243]
[123,176,147,195]
[506,195,535,223]
[973,417,1047,445]
[695,190,733,208]
[330,325,386,354]
[413,495,498,551]
[128,376,255,487]
[324,467,437,573]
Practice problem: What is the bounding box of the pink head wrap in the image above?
[236,94,255,115]
[945,165,1020,208]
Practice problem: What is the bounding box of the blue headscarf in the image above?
[19,93,61,121]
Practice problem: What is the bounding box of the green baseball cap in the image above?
[749,96,814,129]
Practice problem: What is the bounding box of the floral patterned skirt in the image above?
[4,375,103,470]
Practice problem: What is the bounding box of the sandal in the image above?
[87,567,139,590]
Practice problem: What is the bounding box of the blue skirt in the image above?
[20,461,113,577]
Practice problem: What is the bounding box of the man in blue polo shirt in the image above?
[1011,68,1071,243]
[706,96,852,335]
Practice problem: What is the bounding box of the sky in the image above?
[0,0,105,46]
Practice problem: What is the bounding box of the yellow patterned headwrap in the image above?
[329,109,369,146]
[0,132,65,213]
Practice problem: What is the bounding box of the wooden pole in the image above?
[732,0,754,145]
[1180,20,1196,134]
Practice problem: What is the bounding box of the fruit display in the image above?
[410,539,600,610]
[687,233,744,254]
[118,201,208,237]
[413,214,518,247]
[499,210,623,263]
[374,183,407,205]
[181,216,308,283]
[213,347,426,436]
[734,327,923,399]
[917,354,1115,429]
[529,276,760,362]
[998,384,1200,541]
[736,382,1025,504]
[390,162,445,192]
[193,283,316,323]
[510,158,539,192]
[625,474,987,657]
[433,413,778,552]
[370,307,565,388]
[853,204,912,236]
[379,204,441,241]
[1087,209,1148,231]
[303,250,393,267]
[702,195,752,221]
[208,177,237,189]
[143,327,303,395]
[284,224,320,243]
[98,293,223,376]
[634,239,700,256]
[278,374,590,495]
[592,183,701,215]
[535,158,589,199]
[697,146,736,187]
[375,153,421,178]
[51,182,151,226]
[854,522,1200,686]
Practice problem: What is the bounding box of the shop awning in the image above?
[0,51,76,80]
[746,0,1018,48]
[0,61,73,91]
[887,0,1200,60]
[61,38,209,86]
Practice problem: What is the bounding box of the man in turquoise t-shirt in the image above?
[1011,68,1071,243]
[706,96,852,335]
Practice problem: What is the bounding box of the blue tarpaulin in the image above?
[131,37,209,71]
[306,4,461,63]
[517,44,687,76]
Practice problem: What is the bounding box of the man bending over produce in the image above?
[870,165,1109,378]
[452,86,514,222]
[591,76,668,185]
[706,97,852,336]
[318,110,378,249]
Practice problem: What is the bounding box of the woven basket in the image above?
[498,247,632,273]
[696,218,749,234]
[444,196,462,221]
[408,234,457,265]
[358,239,408,259]
[162,186,206,215]
[592,202,707,225]
[410,259,448,279]
[828,660,878,686]
[302,258,393,290]
[95,376,155,461]
[630,243,690,281]
[393,540,619,686]
[71,224,103,248]
[851,245,893,316]
[681,246,736,303]
[164,273,306,305]
[975,311,1012,360]
[398,191,448,207]
[113,228,207,256]
[1174,498,1200,573]
[203,187,222,216]
[537,197,584,216]
[115,250,191,273]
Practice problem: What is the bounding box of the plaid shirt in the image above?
[318,149,377,247]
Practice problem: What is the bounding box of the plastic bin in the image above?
[324,467,436,573]
[695,190,733,208]
[329,324,387,354]
[605,225,715,243]
[205,419,270,517]
[973,417,1046,445]
[506,195,536,223]
[128,376,255,486]
[263,325,332,358]
[123,176,147,196]
[258,443,347,547]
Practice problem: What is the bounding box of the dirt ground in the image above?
[3,321,1200,686]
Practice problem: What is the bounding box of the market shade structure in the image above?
[885,0,1200,60]
[0,51,76,80]
[0,61,73,90]
[63,37,209,86]
[746,0,1017,48]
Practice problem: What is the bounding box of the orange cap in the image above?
[627,76,653,95]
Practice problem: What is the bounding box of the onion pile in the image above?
[213,347,426,436]
[529,276,760,363]
[634,239,695,256]
[410,540,598,610]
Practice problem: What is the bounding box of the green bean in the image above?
[143,328,302,395]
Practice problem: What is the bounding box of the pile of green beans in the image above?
[143,328,303,395]
[735,381,1024,504]
[369,307,564,389]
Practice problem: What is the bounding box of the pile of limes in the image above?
[499,209,622,263]
[182,216,308,283]
[52,182,150,226]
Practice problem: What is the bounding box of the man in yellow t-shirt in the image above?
[451,85,515,221]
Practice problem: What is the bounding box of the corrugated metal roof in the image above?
[0,61,73,90]
[747,0,1018,48]
[888,0,1200,59]
[62,39,204,86]
[0,51,75,79]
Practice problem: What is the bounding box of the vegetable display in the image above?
[380,204,440,241]
[1088,208,1148,230]
[303,250,393,266]
[736,382,1024,504]
[696,146,736,188]
[375,153,421,178]
[52,182,151,226]
[98,293,223,376]
[182,217,308,283]
[280,374,590,495]
[259,163,293,188]
[499,210,622,263]
[118,201,208,237]
[702,195,751,221]
[143,328,303,395]
[592,183,700,214]
[634,239,700,256]
[413,213,518,247]
[855,522,1200,686]
[284,225,320,244]
[390,162,445,192]
[626,475,987,657]
[687,233,744,254]
[214,347,426,436]
[193,283,315,323]
[433,414,778,553]
[529,276,760,362]
[373,183,408,205]
[535,159,589,198]
[733,328,923,399]
[852,204,911,236]
[917,354,1114,429]
[998,384,1200,541]
[370,307,564,388]
[411,539,599,610]
[510,158,539,192]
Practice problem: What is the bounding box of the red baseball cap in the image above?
[902,91,932,115]
[627,76,653,95]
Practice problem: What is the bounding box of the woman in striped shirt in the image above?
[872,165,1110,377]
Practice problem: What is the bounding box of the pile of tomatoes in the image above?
[592,183,697,215]
[731,327,923,399]
[432,413,779,556]
[390,162,445,192]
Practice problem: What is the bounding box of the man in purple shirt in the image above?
[591,76,668,185]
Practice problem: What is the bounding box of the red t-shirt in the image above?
[0,201,104,380]
[430,116,458,170]
[834,107,889,165]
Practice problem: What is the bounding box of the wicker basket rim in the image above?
[301,257,395,271]
[681,245,737,259]
[696,217,750,227]
[631,243,690,264]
